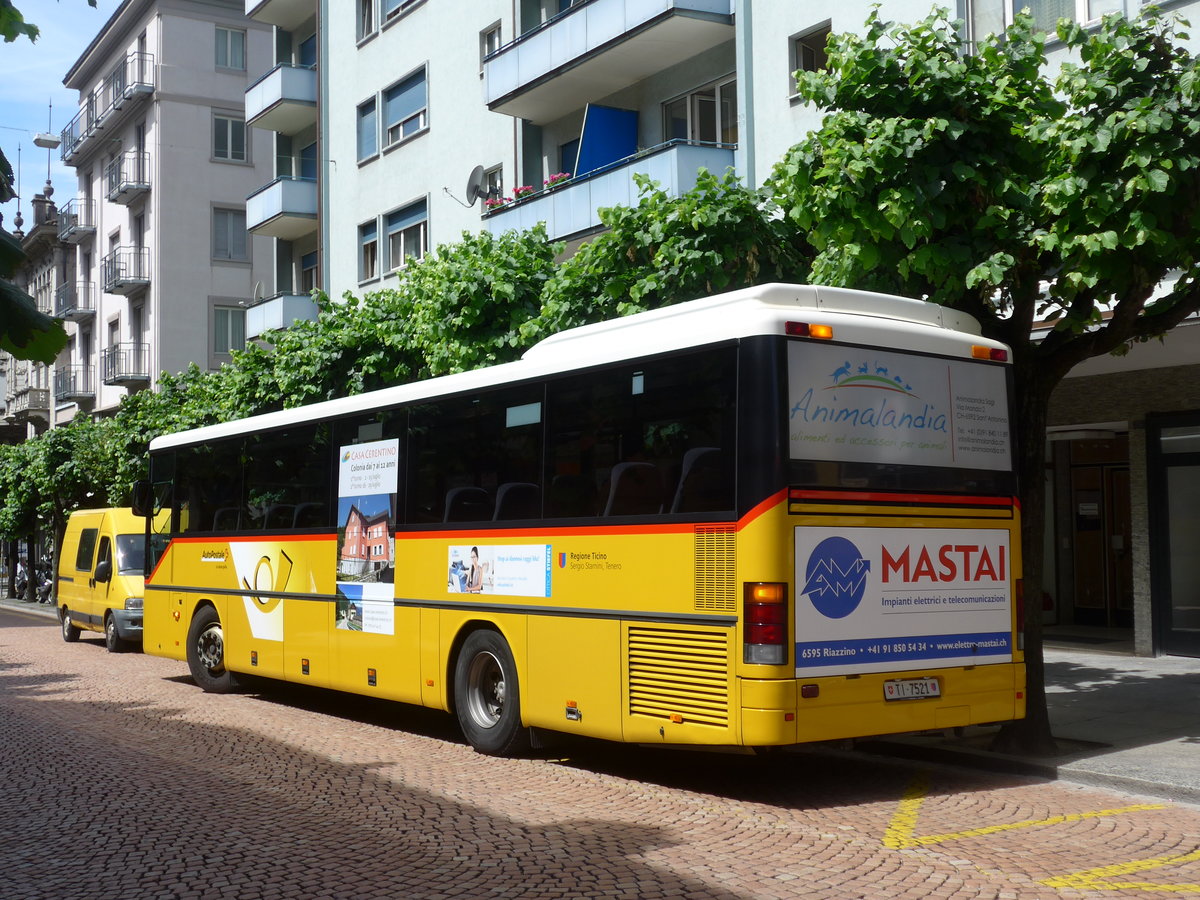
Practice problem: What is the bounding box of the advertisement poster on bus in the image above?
[335,439,399,634]
[447,544,552,598]
[794,526,1013,677]
[787,343,1012,472]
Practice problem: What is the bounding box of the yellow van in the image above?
[58,508,146,652]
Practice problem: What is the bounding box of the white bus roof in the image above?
[149,283,1004,452]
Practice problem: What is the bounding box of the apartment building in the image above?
[55,0,274,418]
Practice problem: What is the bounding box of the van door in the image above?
[89,535,114,631]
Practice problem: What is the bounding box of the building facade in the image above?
[56,0,275,419]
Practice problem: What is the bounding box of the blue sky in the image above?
[1,0,122,222]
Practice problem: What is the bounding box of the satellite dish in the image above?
[465,165,486,206]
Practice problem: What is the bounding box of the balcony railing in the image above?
[102,246,151,295]
[484,139,734,241]
[9,387,51,421]
[246,291,320,340]
[61,51,155,163]
[106,151,151,204]
[58,198,96,243]
[101,342,150,386]
[246,63,318,135]
[246,176,318,240]
[483,0,733,124]
[54,365,95,404]
[54,281,97,321]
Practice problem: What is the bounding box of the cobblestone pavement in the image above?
[3,606,1199,900]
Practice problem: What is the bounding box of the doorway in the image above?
[1148,413,1200,657]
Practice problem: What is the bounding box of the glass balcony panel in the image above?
[246,291,320,340]
[484,139,734,242]
[245,0,315,31]
[246,177,318,240]
[246,63,318,135]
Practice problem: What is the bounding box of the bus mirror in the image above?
[131,480,153,518]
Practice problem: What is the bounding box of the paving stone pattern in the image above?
[2,608,1198,900]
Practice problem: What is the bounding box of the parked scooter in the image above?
[36,560,54,604]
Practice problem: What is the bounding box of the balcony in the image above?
[58,198,96,243]
[105,151,151,204]
[246,0,315,30]
[102,246,151,295]
[246,291,320,340]
[61,52,155,163]
[54,282,97,321]
[8,387,50,423]
[484,0,733,125]
[247,177,317,240]
[54,365,95,404]
[246,64,317,135]
[484,139,733,241]
[101,342,150,386]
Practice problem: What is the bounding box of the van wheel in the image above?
[60,608,81,643]
[186,606,238,693]
[453,630,530,756]
[104,614,126,653]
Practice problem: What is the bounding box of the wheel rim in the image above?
[464,650,505,729]
[106,618,116,644]
[196,624,225,674]
[61,613,71,638]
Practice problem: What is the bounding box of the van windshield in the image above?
[115,534,146,576]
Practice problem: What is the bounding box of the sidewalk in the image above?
[862,643,1200,804]
[5,596,1196,802]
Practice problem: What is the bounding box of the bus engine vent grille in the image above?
[627,627,729,727]
[694,525,736,612]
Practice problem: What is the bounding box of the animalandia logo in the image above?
[828,359,915,395]
[801,536,871,619]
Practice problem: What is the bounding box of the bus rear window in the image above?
[786,341,1015,495]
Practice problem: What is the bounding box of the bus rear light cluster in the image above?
[744,582,788,665]
[971,345,1009,361]
[785,322,833,339]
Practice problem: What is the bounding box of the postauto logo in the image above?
[800,536,870,619]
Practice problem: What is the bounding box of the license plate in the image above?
[883,677,941,701]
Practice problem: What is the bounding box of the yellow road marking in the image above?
[1040,847,1200,893]
[884,770,1165,850]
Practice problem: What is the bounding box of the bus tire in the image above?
[454,629,530,756]
[187,605,238,693]
[104,613,126,653]
[60,608,80,643]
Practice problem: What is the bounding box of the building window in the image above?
[214,306,246,355]
[214,115,246,162]
[385,200,427,272]
[216,27,246,70]
[663,76,738,146]
[383,0,422,24]
[300,250,318,292]
[358,0,375,40]
[360,220,378,281]
[357,98,378,161]
[480,22,502,63]
[484,166,503,203]
[213,208,248,261]
[792,25,830,80]
[966,0,1110,45]
[383,67,427,148]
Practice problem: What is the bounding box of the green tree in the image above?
[1,0,98,362]
[769,9,1200,752]
[527,169,808,340]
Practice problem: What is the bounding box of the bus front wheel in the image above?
[186,606,238,693]
[454,630,530,756]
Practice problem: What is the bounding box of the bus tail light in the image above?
[785,322,833,340]
[971,345,1009,361]
[744,582,788,665]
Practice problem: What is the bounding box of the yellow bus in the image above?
[137,283,1024,755]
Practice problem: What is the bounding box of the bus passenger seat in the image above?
[547,474,596,518]
[603,462,663,516]
[444,486,493,522]
[265,504,296,531]
[493,482,540,520]
[670,448,724,513]
[293,502,327,528]
[212,506,241,531]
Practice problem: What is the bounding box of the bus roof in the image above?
[149,283,1003,452]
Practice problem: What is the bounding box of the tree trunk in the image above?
[992,360,1059,756]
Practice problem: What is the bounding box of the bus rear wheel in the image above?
[454,630,530,756]
[186,606,238,693]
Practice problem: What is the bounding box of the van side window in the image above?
[96,536,112,574]
[75,528,99,571]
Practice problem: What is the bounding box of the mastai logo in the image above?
[801,536,871,618]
